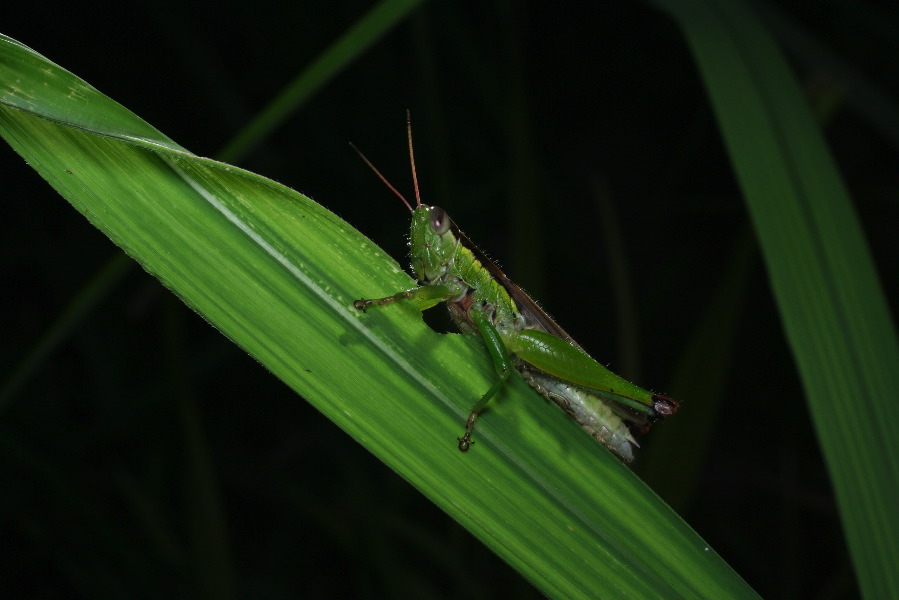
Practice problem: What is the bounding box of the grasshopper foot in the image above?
[458,412,481,451]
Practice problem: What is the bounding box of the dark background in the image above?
[2,1,897,598]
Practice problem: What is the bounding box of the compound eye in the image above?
[429,206,451,235]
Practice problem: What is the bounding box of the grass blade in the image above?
[217,0,425,163]
[0,33,760,598]
[651,2,899,597]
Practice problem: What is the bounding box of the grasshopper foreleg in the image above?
[354,282,464,312]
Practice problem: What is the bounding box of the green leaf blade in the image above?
[1,32,759,599]
[652,1,899,598]
[0,34,183,152]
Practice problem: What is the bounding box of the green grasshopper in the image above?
[352,116,678,462]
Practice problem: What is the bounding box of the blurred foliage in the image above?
[1,0,896,598]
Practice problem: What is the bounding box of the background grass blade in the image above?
[652,1,899,598]
[5,2,896,597]
[217,0,425,163]
[1,34,760,598]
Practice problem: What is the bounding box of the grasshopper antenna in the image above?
[349,111,422,211]
[350,142,417,211]
[406,109,422,208]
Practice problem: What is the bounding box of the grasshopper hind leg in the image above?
[458,368,511,451]
[457,310,517,451]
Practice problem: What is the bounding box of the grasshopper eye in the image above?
[429,207,451,235]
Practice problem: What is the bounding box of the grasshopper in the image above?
[353,115,677,461]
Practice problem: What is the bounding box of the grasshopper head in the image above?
[352,114,458,285]
[410,205,457,284]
